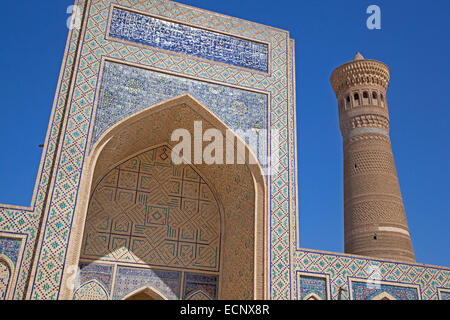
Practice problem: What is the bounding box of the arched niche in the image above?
[81,144,223,272]
[0,255,14,300]
[304,293,322,300]
[185,290,212,300]
[73,280,109,300]
[372,292,397,300]
[61,94,267,300]
[123,286,167,300]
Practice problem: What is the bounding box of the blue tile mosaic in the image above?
[78,262,114,295]
[183,272,218,300]
[352,281,418,300]
[0,237,21,266]
[113,266,181,300]
[109,7,268,72]
[93,61,267,152]
[299,275,327,300]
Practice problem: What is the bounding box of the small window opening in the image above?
[363,91,369,99]
[372,92,378,99]
[354,93,359,100]
[373,234,377,240]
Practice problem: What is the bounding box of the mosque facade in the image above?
[0,0,448,300]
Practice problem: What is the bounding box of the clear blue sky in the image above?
[0,0,448,267]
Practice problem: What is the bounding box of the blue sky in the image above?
[0,0,448,267]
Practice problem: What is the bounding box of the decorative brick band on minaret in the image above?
[330,53,415,263]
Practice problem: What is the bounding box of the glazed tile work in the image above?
[78,262,114,294]
[0,260,11,300]
[0,0,448,301]
[93,61,268,162]
[73,279,109,299]
[294,250,450,300]
[113,266,181,299]
[109,7,269,72]
[298,274,327,300]
[0,237,21,266]
[351,281,418,300]
[183,272,218,300]
[74,262,218,300]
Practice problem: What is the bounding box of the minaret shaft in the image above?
[330,54,415,263]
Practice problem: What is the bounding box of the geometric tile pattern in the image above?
[0,0,448,301]
[294,249,450,300]
[183,272,218,300]
[351,281,418,300]
[75,263,218,300]
[73,279,109,300]
[109,7,268,72]
[298,274,327,300]
[81,146,221,271]
[113,266,181,300]
[92,61,268,158]
[78,262,114,295]
[0,259,11,300]
[0,237,21,266]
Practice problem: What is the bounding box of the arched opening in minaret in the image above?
[63,95,267,300]
[353,93,360,106]
[362,91,369,105]
[372,91,378,100]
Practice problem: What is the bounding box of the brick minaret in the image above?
[330,53,415,263]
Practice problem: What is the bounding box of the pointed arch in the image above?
[372,292,397,300]
[88,94,265,187]
[0,255,14,300]
[185,290,213,300]
[73,279,109,300]
[61,94,267,300]
[123,286,167,300]
[81,144,223,271]
[304,293,322,300]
